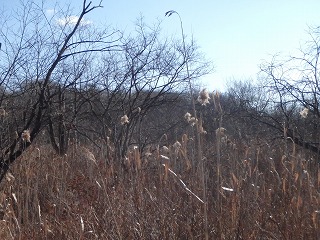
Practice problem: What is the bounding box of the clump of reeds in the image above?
[0,105,318,239]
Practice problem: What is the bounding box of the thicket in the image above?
[0,1,319,239]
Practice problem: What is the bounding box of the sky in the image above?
[2,0,320,91]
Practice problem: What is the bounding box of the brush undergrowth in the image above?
[0,129,319,239]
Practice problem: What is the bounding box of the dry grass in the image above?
[0,130,319,239]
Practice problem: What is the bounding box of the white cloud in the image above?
[46,8,55,16]
[56,16,93,26]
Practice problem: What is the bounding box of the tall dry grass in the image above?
[0,125,319,239]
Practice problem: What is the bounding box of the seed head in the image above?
[120,115,129,125]
[184,112,192,122]
[199,126,207,134]
[300,108,309,118]
[173,141,182,152]
[215,127,226,137]
[197,89,210,106]
[162,146,169,153]
[189,117,198,126]
[6,172,15,182]
[145,152,152,157]
[21,130,31,143]
[212,91,222,112]
[0,108,7,117]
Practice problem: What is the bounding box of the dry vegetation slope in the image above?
[1,0,319,239]
[0,116,319,239]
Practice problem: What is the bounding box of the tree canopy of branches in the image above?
[258,28,320,157]
[0,0,211,183]
[221,28,320,163]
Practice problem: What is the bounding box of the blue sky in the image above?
[2,0,320,91]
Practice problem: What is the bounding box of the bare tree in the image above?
[87,18,211,158]
[0,0,121,182]
[257,27,320,159]
[0,0,213,184]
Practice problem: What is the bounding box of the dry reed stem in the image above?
[0,126,317,239]
[162,164,204,203]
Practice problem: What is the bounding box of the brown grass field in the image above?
[0,125,319,239]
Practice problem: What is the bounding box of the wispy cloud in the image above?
[56,16,93,26]
[46,8,55,16]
